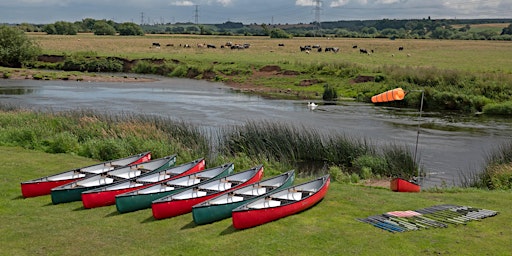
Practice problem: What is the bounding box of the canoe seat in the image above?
[276,192,303,201]
[226,195,245,203]
[193,190,207,197]
[173,178,202,186]
[240,187,266,196]
[251,199,281,209]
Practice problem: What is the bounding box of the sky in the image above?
[0,0,510,25]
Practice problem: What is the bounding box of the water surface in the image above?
[1,78,511,188]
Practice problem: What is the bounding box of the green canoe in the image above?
[192,170,295,225]
[50,155,177,204]
[115,163,234,213]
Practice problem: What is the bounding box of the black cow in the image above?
[152,42,161,47]
[399,46,404,51]
[359,48,368,54]
[278,43,285,47]
[207,44,216,49]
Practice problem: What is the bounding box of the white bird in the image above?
[307,102,318,110]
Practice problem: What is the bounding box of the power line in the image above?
[194,5,199,25]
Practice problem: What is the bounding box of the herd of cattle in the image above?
[150,41,406,55]
[151,41,250,50]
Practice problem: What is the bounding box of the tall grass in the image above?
[0,106,417,178]
[470,140,512,189]
[0,107,208,161]
[217,120,417,178]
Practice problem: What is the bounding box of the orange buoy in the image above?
[371,88,406,103]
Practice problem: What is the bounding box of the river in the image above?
[1,78,511,188]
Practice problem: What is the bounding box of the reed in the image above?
[470,140,512,189]
[0,106,417,178]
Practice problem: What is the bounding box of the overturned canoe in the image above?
[232,174,330,229]
[192,170,295,225]
[115,163,234,213]
[20,151,151,198]
[81,158,205,209]
[390,178,420,192]
[50,155,177,204]
[151,165,264,220]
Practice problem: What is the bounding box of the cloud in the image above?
[172,1,195,6]
[330,0,349,7]
[295,0,316,7]
[215,0,232,6]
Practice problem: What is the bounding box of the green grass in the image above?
[2,146,511,255]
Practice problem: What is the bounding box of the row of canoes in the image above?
[20,152,330,229]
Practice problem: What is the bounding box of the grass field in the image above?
[30,33,512,74]
[2,146,512,255]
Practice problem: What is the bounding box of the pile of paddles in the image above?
[357,204,498,233]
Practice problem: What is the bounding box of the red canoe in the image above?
[232,174,330,230]
[151,165,264,220]
[390,178,420,192]
[81,158,205,209]
[20,151,151,198]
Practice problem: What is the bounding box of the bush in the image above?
[93,21,116,36]
[322,83,338,101]
[0,26,41,68]
[483,101,512,115]
[269,29,292,39]
[62,56,123,72]
[352,155,388,176]
[118,22,144,36]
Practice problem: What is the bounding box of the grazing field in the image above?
[2,146,512,255]
[30,33,512,74]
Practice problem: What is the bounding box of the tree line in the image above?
[8,18,512,40]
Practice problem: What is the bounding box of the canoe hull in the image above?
[390,178,420,192]
[82,187,137,208]
[81,159,206,209]
[20,152,151,198]
[51,186,89,204]
[51,155,176,204]
[192,171,295,225]
[232,175,330,229]
[115,163,234,213]
[116,189,185,213]
[21,179,81,198]
[152,194,219,220]
[151,166,264,220]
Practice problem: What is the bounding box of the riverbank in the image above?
[0,66,299,98]
[0,67,157,83]
[2,146,510,255]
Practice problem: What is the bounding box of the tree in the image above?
[118,22,144,36]
[269,28,292,38]
[0,26,41,68]
[501,24,512,35]
[93,21,116,35]
[54,21,78,35]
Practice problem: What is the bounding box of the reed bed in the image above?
[471,140,512,189]
[0,105,417,179]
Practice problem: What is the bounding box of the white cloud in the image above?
[215,0,232,6]
[172,0,195,6]
[330,0,349,7]
[295,0,316,7]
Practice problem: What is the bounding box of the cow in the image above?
[399,46,404,51]
[152,42,161,47]
[325,47,339,53]
[278,43,285,47]
[352,45,358,49]
[359,48,368,54]
[207,44,216,49]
